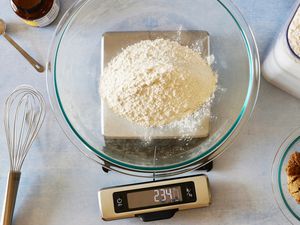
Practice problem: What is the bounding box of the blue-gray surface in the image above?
[0,0,299,224]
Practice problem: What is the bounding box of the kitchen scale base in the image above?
[102,161,214,174]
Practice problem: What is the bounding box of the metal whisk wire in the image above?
[4,85,45,171]
[2,85,46,225]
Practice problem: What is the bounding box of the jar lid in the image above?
[287,4,300,60]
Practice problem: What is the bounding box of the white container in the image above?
[262,1,300,98]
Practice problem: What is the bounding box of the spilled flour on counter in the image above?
[100,39,217,127]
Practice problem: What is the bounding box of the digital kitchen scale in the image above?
[98,174,211,221]
[98,31,212,221]
[47,0,260,223]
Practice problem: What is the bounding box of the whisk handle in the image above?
[1,171,21,225]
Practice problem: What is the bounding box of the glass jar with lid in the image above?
[11,0,60,27]
[263,1,300,99]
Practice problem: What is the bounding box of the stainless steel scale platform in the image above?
[101,31,211,139]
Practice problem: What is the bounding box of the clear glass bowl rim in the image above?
[46,0,260,176]
[272,128,300,224]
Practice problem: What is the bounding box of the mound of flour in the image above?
[100,39,217,127]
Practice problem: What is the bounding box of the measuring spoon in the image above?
[0,19,44,73]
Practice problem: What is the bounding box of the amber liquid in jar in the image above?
[11,0,60,27]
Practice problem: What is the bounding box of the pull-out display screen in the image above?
[127,186,182,209]
[112,181,197,213]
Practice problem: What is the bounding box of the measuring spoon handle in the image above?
[3,33,44,73]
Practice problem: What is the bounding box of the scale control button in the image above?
[186,187,193,198]
[113,192,127,213]
[182,182,196,202]
[117,198,123,206]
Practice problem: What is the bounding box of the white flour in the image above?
[288,8,300,57]
[100,39,217,127]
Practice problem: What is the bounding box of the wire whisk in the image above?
[1,85,46,225]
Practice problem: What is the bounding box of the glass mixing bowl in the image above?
[272,128,300,224]
[46,0,260,177]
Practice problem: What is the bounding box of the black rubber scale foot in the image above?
[196,161,213,172]
[137,209,178,222]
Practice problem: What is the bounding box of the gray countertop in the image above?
[0,0,299,224]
